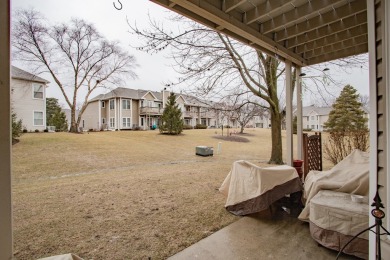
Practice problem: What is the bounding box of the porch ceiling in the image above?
[150,0,368,67]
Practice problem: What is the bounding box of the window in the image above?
[122,117,131,128]
[109,99,115,110]
[102,118,106,124]
[102,101,105,108]
[33,84,44,99]
[311,125,315,129]
[310,116,315,120]
[122,99,131,110]
[140,117,144,126]
[148,101,153,107]
[110,118,115,128]
[186,106,191,111]
[33,111,44,126]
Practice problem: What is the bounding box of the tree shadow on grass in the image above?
[213,135,250,143]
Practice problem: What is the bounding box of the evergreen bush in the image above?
[159,93,184,135]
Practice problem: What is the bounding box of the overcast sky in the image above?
[11,0,369,107]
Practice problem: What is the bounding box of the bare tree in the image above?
[235,103,264,134]
[130,16,363,164]
[131,17,295,164]
[13,9,138,132]
[359,94,370,108]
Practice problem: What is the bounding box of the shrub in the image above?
[22,129,28,133]
[303,128,312,132]
[34,129,39,133]
[159,93,184,135]
[183,124,193,130]
[324,130,369,165]
[195,124,207,129]
[324,85,369,164]
[44,128,49,133]
[133,126,141,131]
[88,128,94,132]
[12,113,23,140]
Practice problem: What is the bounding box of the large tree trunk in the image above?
[240,124,244,134]
[269,107,283,164]
[69,108,78,133]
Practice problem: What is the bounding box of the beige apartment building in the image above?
[11,66,49,131]
[81,87,224,131]
[302,105,369,131]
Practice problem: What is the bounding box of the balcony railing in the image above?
[184,111,196,117]
[140,107,163,115]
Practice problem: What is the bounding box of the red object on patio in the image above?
[293,159,304,180]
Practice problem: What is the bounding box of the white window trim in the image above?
[122,99,131,110]
[109,117,115,128]
[122,117,131,128]
[109,99,115,110]
[32,83,44,100]
[33,110,44,126]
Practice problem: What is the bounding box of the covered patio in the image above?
[0,0,389,259]
[168,214,358,259]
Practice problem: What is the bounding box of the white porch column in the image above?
[0,0,13,259]
[296,67,303,160]
[285,61,293,166]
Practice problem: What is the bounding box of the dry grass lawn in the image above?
[12,128,331,260]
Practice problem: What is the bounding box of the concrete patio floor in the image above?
[168,209,361,260]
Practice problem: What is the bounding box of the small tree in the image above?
[235,103,264,134]
[46,98,68,131]
[324,85,369,164]
[12,113,23,141]
[159,93,184,135]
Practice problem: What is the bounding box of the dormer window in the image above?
[33,84,44,99]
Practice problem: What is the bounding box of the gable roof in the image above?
[11,66,49,84]
[89,87,163,102]
[301,106,332,117]
[140,90,159,100]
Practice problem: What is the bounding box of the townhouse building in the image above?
[81,87,223,131]
[302,105,369,131]
[11,66,49,131]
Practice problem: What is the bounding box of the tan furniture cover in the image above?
[309,190,369,259]
[298,149,369,221]
[219,160,302,215]
[38,254,83,260]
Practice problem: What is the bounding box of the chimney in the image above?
[162,87,170,108]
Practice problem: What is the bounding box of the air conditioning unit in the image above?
[196,146,213,156]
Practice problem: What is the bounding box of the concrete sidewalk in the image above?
[168,212,360,260]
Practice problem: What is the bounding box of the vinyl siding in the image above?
[11,79,46,131]
[82,101,99,130]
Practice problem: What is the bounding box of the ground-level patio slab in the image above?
[169,213,361,260]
